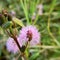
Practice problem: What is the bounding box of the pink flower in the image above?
[37,4,43,15]
[19,25,40,46]
[6,25,40,53]
[6,37,23,54]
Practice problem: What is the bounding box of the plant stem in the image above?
[20,0,29,25]
[47,0,60,46]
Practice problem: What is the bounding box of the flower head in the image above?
[37,4,43,15]
[6,37,23,53]
[19,25,40,46]
[6,25,40,53]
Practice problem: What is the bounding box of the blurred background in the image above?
[0,0,60,60]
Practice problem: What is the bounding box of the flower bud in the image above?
[2,10,12,21]
[27,30,32,41]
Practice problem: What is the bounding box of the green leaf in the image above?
[2,21,12,29]
[29,52,39,60]
[12,17,24,27]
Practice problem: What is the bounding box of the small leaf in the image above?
[12,17,24,27]
[2,21,12,29]
[29,52,39,60]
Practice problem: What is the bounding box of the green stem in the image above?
[33,14,39,25]
[47,17,60,46]
[20,0,29,25]
[47,0,60,46]
[33,0,43,25]
[29,45,60,49]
